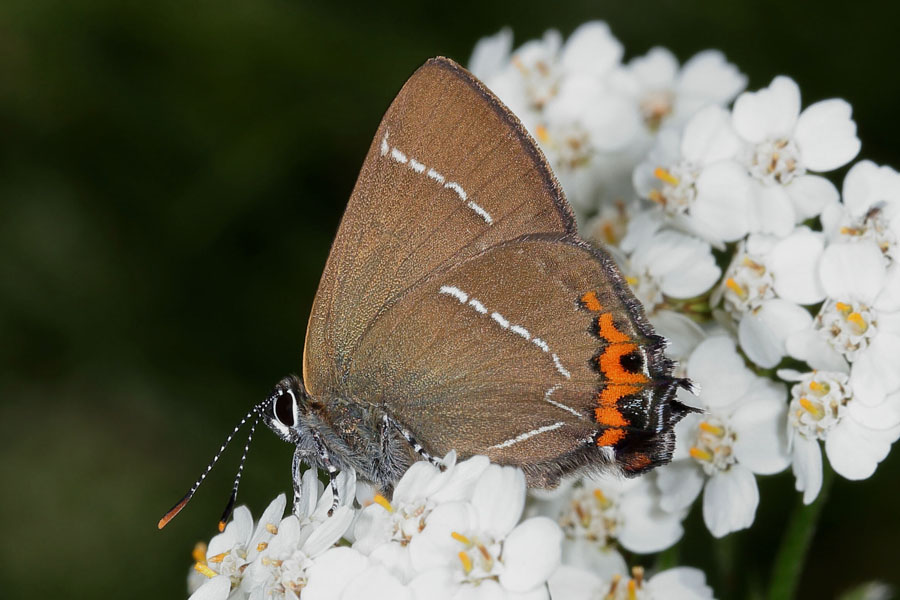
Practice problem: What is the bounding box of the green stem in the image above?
[767,462,834,600]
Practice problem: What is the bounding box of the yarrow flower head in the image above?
[528,471,686,581]
[732,75,858,235]
[612,211,721,314]
[354,454,563,598]
[188,454,564,600]
[611,47,747,132]
[822,160,900,261]
[187,494,287,597]
[549,565,715,600]
[788,240,900,406]
[656,336,790,537]
[784,369,900,504]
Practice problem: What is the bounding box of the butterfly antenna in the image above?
[157,405,260,530]
[217,412,259,532]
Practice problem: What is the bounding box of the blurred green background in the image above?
[1,1,898,598]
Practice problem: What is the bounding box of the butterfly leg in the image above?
[291,445,304,519]
[385,414,445,470]
[311,430,339,516]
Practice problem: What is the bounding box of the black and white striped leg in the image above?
[386,415,444,470]
[291,445,304,519]
[311,430,339,516]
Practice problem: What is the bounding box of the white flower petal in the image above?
[635,230,721,298]
[451,579,506,600]
[561,21,623,78]
[296,467,323,520]
[254,493,287,537]
[410,569,457,600]
[769,226,826,304]
[681,105,742,164]
[368,541,416,584]
[785,174,840,221]
[206,528,239,560]
[850,334,900,406]
[752,182,796,237]
[825,418,898,480]
[581,92,641,152]
[548,566,603,600]
[304,547,370,600]
[785,328,849,372]
[677,50,747,105]
[302,505,353,556]
[393,461,446,504]
[875,264,900,312]
[656,460,705,512]
[618,486,685,553]
[689,336,757,408]
[351,505,394,555]
[791,435,823,505]
[468,28,513,81]
[842,159,900,217]
[846,391,900,430]
[732,76,800,143]
[647,567,716,599]
[620,209,666,253]
[471,465,526,537]
[649,310,707,361]
[409,502,477,573]
[693,161,756,242]
[819,242,886,303]
[795,99,860,172]
[341,565,413,600]
[731,384,790,475]
[739,299,813,368]
[558,536,624,578]
[227,506,254,545]
[269,515,301,556]
[432,455,490,503]
[188,575,231,600]
[499,517,563,592]
[628,46,678,91]
[702,465,759,537]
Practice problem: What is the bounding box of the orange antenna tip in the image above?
[158,494,191,530]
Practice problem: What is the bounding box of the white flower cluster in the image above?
[187,455,714,599]
[189,453,588,600]
[470,21,900,547]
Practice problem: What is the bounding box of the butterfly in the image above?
[159,57,693,531]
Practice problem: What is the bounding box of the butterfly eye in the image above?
[274,392,296,428]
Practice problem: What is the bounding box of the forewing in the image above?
[303,58,575,396]
[347,237,689,486]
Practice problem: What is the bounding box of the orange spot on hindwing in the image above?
[597,343,648,385]
[594,384,639,427]
[580,291,604,313]
[596,313,630,343]
[625,452,652,471]
[594,384,640,447]
[596,428,626,446]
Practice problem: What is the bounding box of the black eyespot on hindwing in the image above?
[619,349,644,374]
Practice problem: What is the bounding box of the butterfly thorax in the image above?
[262,375,415,490]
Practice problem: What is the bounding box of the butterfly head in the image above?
[261,375,309,444]
[157,375,311,531]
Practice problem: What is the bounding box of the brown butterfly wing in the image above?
[303,58,575,396]
[346,236,690,486]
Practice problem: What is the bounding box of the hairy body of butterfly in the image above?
[159,56,694,530]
